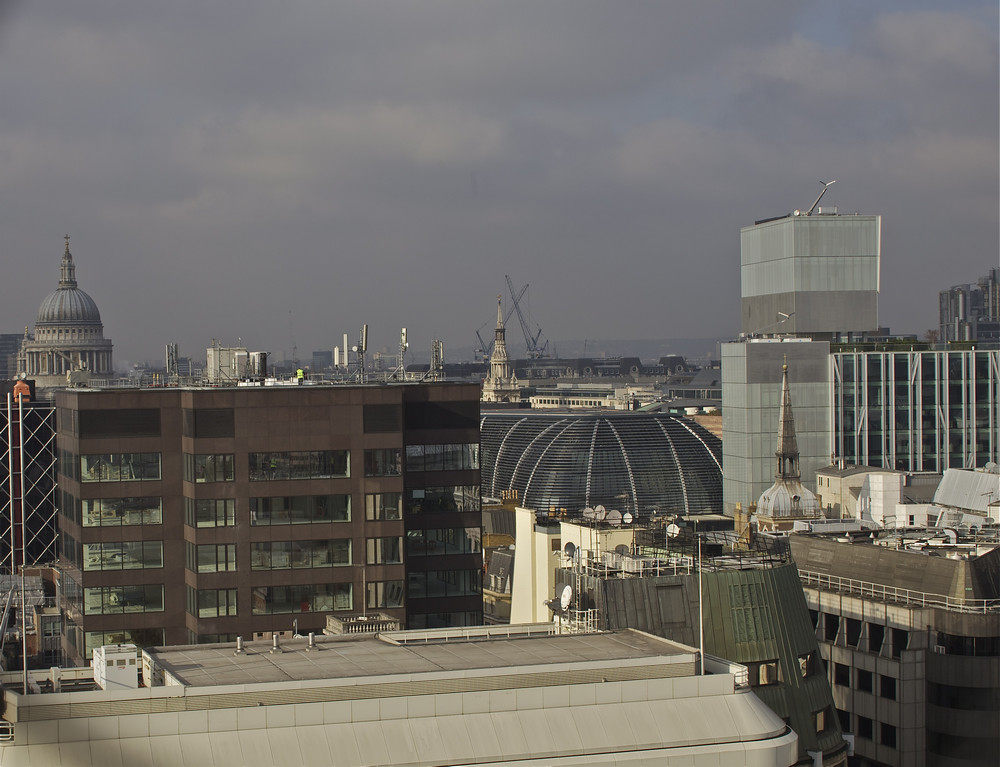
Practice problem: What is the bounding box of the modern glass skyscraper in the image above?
[832,347,1000,472]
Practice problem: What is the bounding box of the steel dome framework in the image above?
[481,412,722,515]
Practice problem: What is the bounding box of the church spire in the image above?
[59,234,78,288]
[775,358,800,479]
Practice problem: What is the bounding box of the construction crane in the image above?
[505,275,548,359]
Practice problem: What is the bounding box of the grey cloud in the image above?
[0,2,995,363]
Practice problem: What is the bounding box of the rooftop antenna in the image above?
[393,327,408,381]
[353,324,368,383]
[805,179,837,216]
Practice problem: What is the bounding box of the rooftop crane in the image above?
[505,275,549,359]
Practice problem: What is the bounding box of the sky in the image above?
[1,1,997,366]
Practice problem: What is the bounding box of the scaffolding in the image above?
[1,393,57,692]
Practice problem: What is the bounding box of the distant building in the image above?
[815,464,878,519]
[792,532,1000,766]
[310,350,333,371]
[0,334,22,380]
[54,382,482,664]
[528,381,658,409]
[741,209,880,338]
[17,237,114,389]
[663,366,722,402]
[939,267,1000,342]
[0,626,800,766]
[855,471,942,529]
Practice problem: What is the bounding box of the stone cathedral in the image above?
[18,237,114,389]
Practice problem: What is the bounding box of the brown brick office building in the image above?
[54,383,482,664]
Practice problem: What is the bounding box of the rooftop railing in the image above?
[798,569,1000,614]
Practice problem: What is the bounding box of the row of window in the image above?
[251,583,353,614]
[80,453,161,483]
[365,492,402,521]
[250,495,351,525]
[185,453,235,483]
[64,492,413,528]
[813,611,909,659]
[186,498,236,528]
[83,541,163,571]
[833,664,896,699]
[187,587,238,618]
[187,543,237,573]
[406,486,481,514]
[408,611,482,629]
[84,585,164,615]
[250,540,352,570]
[405,528,481,557]
[404,443,479,472]
[407,569,482,598]
[68,537,433,572]
[853,714,897,749]
[83,497,162,527]
[248,451,349,481]
[73,447,478,485]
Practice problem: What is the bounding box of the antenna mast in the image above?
[805,179,837,216]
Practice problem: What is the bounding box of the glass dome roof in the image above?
[481,411,722,515]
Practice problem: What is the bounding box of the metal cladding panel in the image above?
[480,412,722,514]
[701,563,844,759]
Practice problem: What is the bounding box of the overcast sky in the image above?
[1,1,997,366]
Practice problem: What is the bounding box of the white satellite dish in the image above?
[582,507,595,520]
[607,510,622,526]
[594,505,606,515]
[622,511,634,525]
[559,585,573,611]
[594,507,608,521]
[666,523,682,538]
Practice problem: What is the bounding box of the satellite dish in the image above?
[622,511,634,525]
[559,585,573,611]
[563,542,577,559]
[666,523,682,538]
[594,505,606,515]
[582,507,595,520]
[607,510,622,526]
[614,544,629,556]
[594,507,608,522]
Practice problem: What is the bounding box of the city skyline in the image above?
[1,1,997,364]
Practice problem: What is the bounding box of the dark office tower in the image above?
[1,381,58,571]
[54,382,481,664]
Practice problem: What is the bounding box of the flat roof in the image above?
[148,627,690,689]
